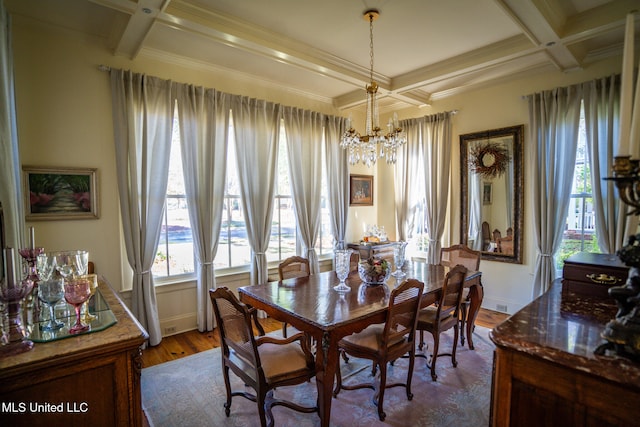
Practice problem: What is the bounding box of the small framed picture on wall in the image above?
[482,182,492,205]
[350,174,373,206]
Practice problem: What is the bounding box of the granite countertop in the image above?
[489,279,640,389]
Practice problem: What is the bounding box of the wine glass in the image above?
[392,241,408,278]
[81,274,98,323]
[54,250,89,280]
[36,252,57,281]
[333,249,352,292]
[38,279,65,331]
[64,277,92,334]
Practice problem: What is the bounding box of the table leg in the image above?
[466,279,484,350]
[314,331,339,427]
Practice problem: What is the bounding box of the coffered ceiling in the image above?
[6,0,640,112]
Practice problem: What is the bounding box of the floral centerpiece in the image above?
[358,257,390,285]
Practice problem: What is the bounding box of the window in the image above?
[153,113,333,279]
[215,120,251,269]
[558,104,600,269]
[153,110,195,278]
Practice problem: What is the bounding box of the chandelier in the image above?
[341,9,406,167]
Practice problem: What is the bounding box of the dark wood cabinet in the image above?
[490,280,640,426]
[0,278,148,426]
[562,252,628,298]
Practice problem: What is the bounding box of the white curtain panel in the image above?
[527,85,582,297]
[0,2,25,253]
[282,107,323,273]
[582,75,629,254]
[324,115,349,250]
[419,112,454,264]
[395,119,422,241]
[231,96,280,285]
[110,70,173,346]
[619,13,640,248]
[468,146,483,251]
[505,140,514,229]
[176,84,230,332]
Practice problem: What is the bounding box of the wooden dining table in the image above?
[238,260,483,427]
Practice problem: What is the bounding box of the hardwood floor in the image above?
[141,308,508,368]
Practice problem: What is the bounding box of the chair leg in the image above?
[452,325,459,368]
[418,330,425,351]
[430,332,440,381]
[406,350,415,401]
[257,389,268,427]
[282,322,288,338]
[222,365,233,416]
[375,361,388,421]
[333,351,344,397]
[459,302,468,346]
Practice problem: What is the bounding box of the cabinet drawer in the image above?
[562,252,628,298]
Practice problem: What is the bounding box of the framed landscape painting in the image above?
[349,174,373,206]
[23,166,99,220]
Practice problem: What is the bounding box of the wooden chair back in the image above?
[209,287,260,367]
[498,235,514,255]
[383,279,424,351]
[437,264,468,321]
[278,256,310,280]
[440,244,480,272]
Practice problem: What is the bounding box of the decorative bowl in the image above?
[358,258,391,285]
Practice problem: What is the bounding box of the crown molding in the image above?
[140,47,336,105]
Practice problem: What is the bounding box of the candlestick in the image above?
[29,227,35,249]
[0,248,34,356]
[5,248,16,290]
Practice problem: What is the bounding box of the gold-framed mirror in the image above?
[460,125,524,263]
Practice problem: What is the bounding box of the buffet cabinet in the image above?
[490,279,640,426]
[347,241,395,261]
[0,278,148,426]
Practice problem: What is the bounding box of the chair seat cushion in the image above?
[340,323,405,352]
[417,306,456,331]
[229,341,311,384]
[259,342,311,382]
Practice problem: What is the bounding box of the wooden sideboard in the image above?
[0,277,148,426]
[347,241,395,261]
[489,279,640,426]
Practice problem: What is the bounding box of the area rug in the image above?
[142,327,495,427]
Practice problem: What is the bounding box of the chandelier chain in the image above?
[340,9,406,167]
[369,13,374,84]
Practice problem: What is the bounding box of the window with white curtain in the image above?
[558,103,600,270]
[152,113,332,279]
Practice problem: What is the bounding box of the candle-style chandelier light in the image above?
[341,9,406,167]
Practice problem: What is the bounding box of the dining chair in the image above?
[481,221,491,251]
[439,244,481,347]
[492,229,502,243]
[333,279,424,421]
[498,235,514,255]
[278,256,311,337]
[209,287,318,427]
[415,264,468,381]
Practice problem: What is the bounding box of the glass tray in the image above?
[28,289,117,343]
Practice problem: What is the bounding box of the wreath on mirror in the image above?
[470,141,510,178]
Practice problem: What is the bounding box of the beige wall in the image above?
[10,14,624,334]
